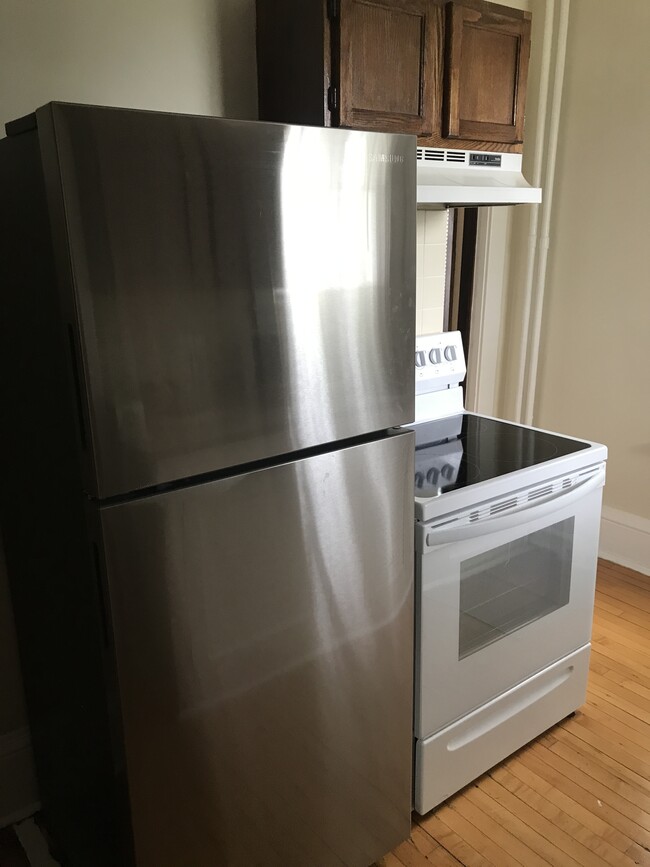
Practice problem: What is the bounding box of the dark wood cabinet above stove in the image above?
[444,3,530,146]
[256,0,532,153]
[336,0,437,136]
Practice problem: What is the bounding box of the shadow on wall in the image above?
[213,0,258,120]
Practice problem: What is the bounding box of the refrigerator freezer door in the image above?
[39,103,415,498]
[98,432,414,867]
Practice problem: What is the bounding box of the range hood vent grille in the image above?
[417,147,467,164]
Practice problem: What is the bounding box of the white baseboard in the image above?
[599,506,650,577]
[0,726,40,830]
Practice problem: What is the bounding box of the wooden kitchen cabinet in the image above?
[444,3,530,145]
[336,0,437,136]
[256,0,531,153]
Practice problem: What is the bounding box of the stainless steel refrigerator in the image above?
[0,103,415,867]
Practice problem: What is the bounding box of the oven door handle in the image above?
[424,464,605,548]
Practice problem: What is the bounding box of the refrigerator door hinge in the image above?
[327,0,339,20]
[327,85,339,112]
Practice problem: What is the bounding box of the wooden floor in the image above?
[2,560,649,867]
[382,559,650,867]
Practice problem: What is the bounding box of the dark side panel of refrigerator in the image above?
[0,104,415,867]
[0,128,132,867]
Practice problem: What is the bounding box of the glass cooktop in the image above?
[414,413,591,499]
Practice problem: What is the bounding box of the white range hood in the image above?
[416,147,542,208]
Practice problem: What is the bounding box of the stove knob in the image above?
[444,345,457,362]
[415,471,425,489]
[415,351,426,368]
[426,467,440,485]
[429,348,441,364]
[441,463,456,480]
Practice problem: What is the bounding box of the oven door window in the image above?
[459,517,574,660]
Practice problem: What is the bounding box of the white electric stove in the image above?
[411,332,607,814]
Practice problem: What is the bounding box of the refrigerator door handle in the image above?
[67,323,88,450]
[91,542,110,649]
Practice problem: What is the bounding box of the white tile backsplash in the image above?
[416,211,449,336]
[422,306,445,334]
[422,244,447,278]
[416,213,425,245]
[425,210,449,246]
[419,276,445,309]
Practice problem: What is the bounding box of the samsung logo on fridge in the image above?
[370,153,404,164]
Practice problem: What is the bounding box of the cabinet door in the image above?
[336,0,437,135]
[443,2,531,144]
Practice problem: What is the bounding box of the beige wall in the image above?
[532,0,650,519]
[0,0,257,822]
[0,0,257,128]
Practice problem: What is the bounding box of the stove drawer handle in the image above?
[425,464,606,548]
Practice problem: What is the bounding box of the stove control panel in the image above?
[415,331,466,394]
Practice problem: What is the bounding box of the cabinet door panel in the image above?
[444,2,531,144]
[337,0,437,135]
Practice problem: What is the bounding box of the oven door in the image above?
[415,463,605,739]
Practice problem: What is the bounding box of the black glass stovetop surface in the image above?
[414,413,591,498]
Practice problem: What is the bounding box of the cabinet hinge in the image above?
[327,0,339,20]
[327,85,338,112]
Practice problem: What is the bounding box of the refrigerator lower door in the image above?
[99,432,414,867]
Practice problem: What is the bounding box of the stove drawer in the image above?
[413,644,590,815]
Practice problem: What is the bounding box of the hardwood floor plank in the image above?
[593,596,625,616]
[449,787,549,867]
[589,677,650,729]
[410,829,464,867]
[589,636,650,679]
[592,621,650,658]
[410,826,438,857]
[597,569,650,597]
[599,560,650,589]
[582,695,650,750]
[489,764,646,866]
[434,802,524,867]
[393,839,439,866]
[551,724,650,798]
[415,814,495,867]
[532,739,650,847]
[476,774,612,867]
[502,750,639,853]
[593,595,650,634]
[548,728,650,813]
[593,605,650,643]
[594,579,650,615]
[566,705,650,771]
[516,741,650,851]
[620,677,650,701]
[590,646,650,684]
